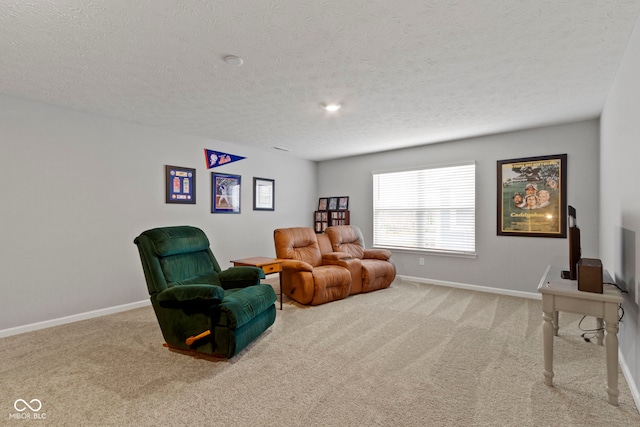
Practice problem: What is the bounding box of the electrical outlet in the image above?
[419,257,425,266]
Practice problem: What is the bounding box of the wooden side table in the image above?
[537,265,623,405]
[231,257,283,309]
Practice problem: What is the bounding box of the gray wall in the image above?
[600,10,640,405]
[0,95,316,331]
[318,120,600,295]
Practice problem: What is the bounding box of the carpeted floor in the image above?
[1,280,639,426]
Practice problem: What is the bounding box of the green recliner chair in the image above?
[134,226,277,358]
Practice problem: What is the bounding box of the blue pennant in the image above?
[204,149,246,169]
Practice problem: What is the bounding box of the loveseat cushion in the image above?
[325,225,366,259]
[274,227,323,267]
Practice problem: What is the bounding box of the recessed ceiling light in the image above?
[323,103,341,112]
[223,55,244,66]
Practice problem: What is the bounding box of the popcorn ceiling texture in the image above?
[1,1,639,160]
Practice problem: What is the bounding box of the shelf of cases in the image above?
[314,210,349,233]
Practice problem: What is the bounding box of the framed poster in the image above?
[253,177,275,211]
[211,173,241,213]
[165,165,196,204]
[497,154,567,237]
[318,198,328,211]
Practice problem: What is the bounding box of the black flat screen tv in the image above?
[561,205,581,280]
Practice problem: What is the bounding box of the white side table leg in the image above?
[542,309,555,386]
[604,303,620,406]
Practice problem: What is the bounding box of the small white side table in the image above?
[537,265,623,405]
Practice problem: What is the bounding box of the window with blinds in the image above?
[373,162,476,255]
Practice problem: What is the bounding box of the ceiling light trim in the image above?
[223,55,244,66]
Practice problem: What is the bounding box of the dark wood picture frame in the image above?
[318,198,328,211]
[211,172,241,213]
[497,154,567,237]
[165,165,196,204]
[328,197,338,210]
[337,196,349,210]
[253,177,275,211]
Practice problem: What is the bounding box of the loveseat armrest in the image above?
[157,284,225,308]
[219,266,265,289]
[363,248,392,261]
[322,251,352,262]
[322,251,360,269]
[323,255,361,270]
[280,259,313,272]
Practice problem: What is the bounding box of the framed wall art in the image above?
[328,197,338,210]
[497,154,567,237]
[165,165,196,204]
[253,177,275,211]
[211,172,241,213]
[318,198,328,211]
[338,196,349,210]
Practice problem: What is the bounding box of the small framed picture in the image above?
[253,177,275,211]
[211,173,241,213]
[328,197,338,210]
[318,198,328,211]
[165,165,196,204]
[338,196,349,210]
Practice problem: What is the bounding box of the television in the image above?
[561,205,581,280]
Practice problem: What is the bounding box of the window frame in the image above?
[372,161,477,258]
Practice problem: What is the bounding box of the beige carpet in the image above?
[1,280,639,426]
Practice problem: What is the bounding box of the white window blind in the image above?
[373,163,476,255]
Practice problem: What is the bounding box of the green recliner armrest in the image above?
[219,284,277,329]
[157,284,225,308]
[218,266,265,289]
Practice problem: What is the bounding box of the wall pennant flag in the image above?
[204,149,246,169]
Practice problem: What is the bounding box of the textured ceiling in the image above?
[1,1,640,161]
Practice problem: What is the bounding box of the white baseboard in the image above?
[619,350,640,413]
[0,299,151,339]
[398,274,541,300]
